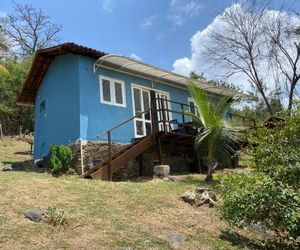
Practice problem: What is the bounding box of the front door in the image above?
[156,92,172,131]
[132,86,151,137]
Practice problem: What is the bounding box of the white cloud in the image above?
[139,15,157,30]
[172,3,299,96]
[100,0,113,13]
[168,0,204,26]
[172,57,194,76]
[130,53,141,61]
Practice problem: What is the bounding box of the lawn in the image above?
[0,138,254,250]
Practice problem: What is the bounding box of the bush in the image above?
[49,145,72,175]
[44,206,70,227]
[219,103,300,245]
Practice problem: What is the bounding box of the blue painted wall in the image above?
[77,55,192,143]
[34,54,80,159]
[33,53,214,159]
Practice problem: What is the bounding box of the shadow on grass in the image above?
[220,229,298,250]
[176,175,221,189]
[2,160,49,174]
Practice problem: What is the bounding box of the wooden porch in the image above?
[81,94,255,180]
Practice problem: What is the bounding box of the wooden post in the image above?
[181,104,185,123]
[160,98,167,132]
[138,154,144,176]
[108,131,112,181]
[150,91,159,134]
[157,136,162,164]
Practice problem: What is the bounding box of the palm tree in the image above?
[0,32,9,76]
[187,82,238,182]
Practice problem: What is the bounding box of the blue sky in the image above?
[0,0,299,75]
[0,0,235,70]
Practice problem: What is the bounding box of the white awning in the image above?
[94,54,241,96]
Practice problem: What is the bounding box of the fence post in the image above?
[107,131,112,181]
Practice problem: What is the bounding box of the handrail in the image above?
[96,108,152,138]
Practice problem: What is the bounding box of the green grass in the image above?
[0,139,258,249]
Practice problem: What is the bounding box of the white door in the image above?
[132,86,152,137]
[156,92,172,131]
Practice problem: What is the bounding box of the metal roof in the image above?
[94,54,240,97]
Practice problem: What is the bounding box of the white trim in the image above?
[131,83,173,136]
[99,75,126,107]
[131,84,152,138]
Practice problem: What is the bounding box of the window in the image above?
[188,98,199,117]
[99,76,126,107]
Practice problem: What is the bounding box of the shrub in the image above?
[219,174,300,242]
[49,144,72,175]
[44,206,69,227]
[219,103,300,245]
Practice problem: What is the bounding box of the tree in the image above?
[265,11,300,111]
[0,2,61,56]
[0,58,33,135]
[202,1,274,115]
[219,104,300,246]
[0,32,9,76]
[187,81,237,182]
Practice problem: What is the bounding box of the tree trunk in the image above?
[287,83,296,111]
[205,162,214,182]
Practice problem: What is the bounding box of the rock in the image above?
[2,164,13,171]
[247,222,267,236]
[180,190,196,204]
[181,187,217,207]
[153,165,170,177]
[24,209,47,222]
[160,234,186,249]
[162,176,177,182]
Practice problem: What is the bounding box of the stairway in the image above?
[81,134,155,180]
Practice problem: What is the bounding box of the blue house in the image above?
[17,43,236,179]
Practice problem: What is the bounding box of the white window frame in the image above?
[99,75,126,107]
[188,97,199,117]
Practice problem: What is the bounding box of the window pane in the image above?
[133,88,142,118]
[143,91,150,120]
[114,82,123,104]
[136,120,144,136]
[102,79,111,102]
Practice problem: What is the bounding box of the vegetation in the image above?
[49,145,72,175]
[199,0,300,115]
[0,2,61,135]
[219,104,300,247]
[187,82,238,182]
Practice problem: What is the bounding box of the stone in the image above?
[247,222,267,236]
[2,164,13,171]
[153,165,170,177]
[24,209,47,222]
[160,234,186,249]
[180,190,196,204]
[181,187,217,207]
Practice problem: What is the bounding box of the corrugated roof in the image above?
[95,54,240,96]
